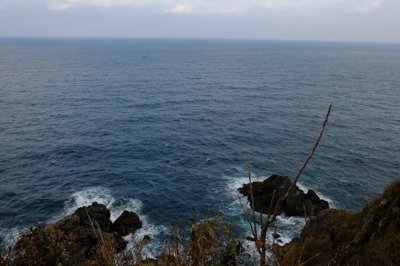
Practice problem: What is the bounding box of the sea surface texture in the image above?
[1,38,399,250]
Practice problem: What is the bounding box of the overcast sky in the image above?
[1,0,399,43]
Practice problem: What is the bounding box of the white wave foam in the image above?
[124,215,169,257]
[225,172,266,193]
[50,187,168,256]
[109,198,143,222]
[274,215,305,244]
[58,187,143,221]
[67,188,113,211]
[275,214,305,227]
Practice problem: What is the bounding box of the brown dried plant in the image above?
[9,220,75,265]
[163,210,245,266]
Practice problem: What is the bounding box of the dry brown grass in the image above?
[162,210,245,266]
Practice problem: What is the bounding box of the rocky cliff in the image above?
[275,180,400,266]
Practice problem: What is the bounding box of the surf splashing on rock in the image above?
[57,187,169,255]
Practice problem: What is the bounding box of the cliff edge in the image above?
[275,180,400,266]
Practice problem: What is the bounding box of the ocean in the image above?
[1,38,399,253]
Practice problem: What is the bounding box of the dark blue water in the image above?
[1,38,400,250]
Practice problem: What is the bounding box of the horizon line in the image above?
[1,36,400,45]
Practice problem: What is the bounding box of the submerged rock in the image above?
[238,174,329,217]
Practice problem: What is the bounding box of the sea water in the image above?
[1,38,399,253]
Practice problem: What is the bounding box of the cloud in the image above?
[261,1,296,10]
[48,3,71,10]
[161,0,249,15]
[164,4,193,13]
[1,0,400,42]
[0,0,391,17]
[40,0,252,14]
[89,0,147,8]
[45,0,147,10]
[351,0,384,14]
[260,0,385,14]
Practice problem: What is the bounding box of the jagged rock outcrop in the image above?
[238,174,329,216]
[14,202,142,265]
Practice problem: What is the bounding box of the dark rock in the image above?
[73,201,112,233]
[15,202,141,265]
[238,174,329,217]
[305,189,320,205]
[272,232,281,239]
[246,236,256,242]
[238,174,292,214]
[306,189,329,212]
[113,210,143,236]
[52,215,91,263]
[143,257,158,265]
[143,235,151,242]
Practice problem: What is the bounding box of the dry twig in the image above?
[243,103,332,265]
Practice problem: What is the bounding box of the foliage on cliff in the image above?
[275,180,400,266]
[0,211,245,266]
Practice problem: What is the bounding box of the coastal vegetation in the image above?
[275,180,400,266]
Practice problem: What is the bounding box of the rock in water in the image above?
[14,202,143,265]
[238,174,329,217]
[113,210,143,236]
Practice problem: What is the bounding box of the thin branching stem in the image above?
[250,103,332,265]
[267,190,277,221]
[282,102,332,202]
[238,194,256,237]
[248,152,258,241]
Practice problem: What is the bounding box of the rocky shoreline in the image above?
[7,176,400,265]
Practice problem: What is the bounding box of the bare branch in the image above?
[237,193,255,237]
[269,187,284,223]
[247,152,258,241]
[267,190,277,221]
[282,102,332,201]
[255,103,332,265]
